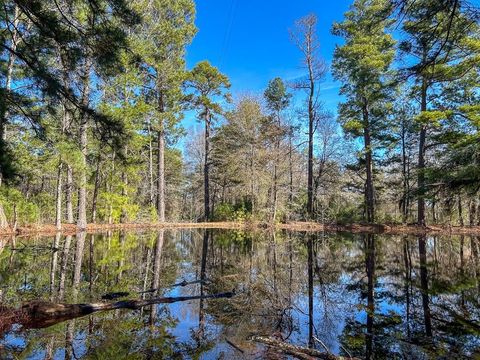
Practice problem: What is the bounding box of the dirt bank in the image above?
[1,221,479,238]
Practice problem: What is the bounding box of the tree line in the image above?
[0,0,479,228]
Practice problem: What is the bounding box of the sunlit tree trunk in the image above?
[91,156,101,223]
[55,163,63,230]
[148,124,155,208]
[77,60,91,230]
[0,4,21,229]
[66,165,74,224]
[156,125,165,222]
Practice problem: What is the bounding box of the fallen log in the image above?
[0,290,235,332]
[250,336,359,360]
[102,279,211,299]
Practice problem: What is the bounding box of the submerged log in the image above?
[0,290,235,332]
[250,336,358,360]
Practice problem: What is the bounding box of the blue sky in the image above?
[182,0,352,134]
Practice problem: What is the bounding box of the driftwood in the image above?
[250,336,359,360]
[0,291,235,333]
[101,292,130,300]
[102,278,211,299]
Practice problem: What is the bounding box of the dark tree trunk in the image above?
[204,111,211,222]
[458,194,464,226]
[91,157,101,223]
[198,230,209,339]
[401,121,410,223]
[306,87,314,219]
[307,234,314,348]
[469,199,477,226]
[418,72,428,226]
[120,168,128,224]
[363,104,375,223]
[365,234,375,359]
[418,235,432,337]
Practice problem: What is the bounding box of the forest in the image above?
[0,0,479,231]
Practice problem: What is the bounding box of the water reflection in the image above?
[0,229,479,359]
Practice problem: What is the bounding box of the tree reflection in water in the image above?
[0,229,479,359]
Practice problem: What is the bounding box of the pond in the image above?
[0,229,479,359]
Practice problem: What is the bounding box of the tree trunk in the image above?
[91,157,101,223]
[156,125,165,222]
[148,124,155,208]
[204,111,211,222]
[77,60,91,230]
[55,162,63,230]
[0,4,20,142]
[306,90,314,219]
[469,199,477,226]
[271,111,281,222]
[0,5,20,229]
[401,121,409,223]
[458,194,464,227]
[66,165,74,224]
[418,72,428,226]
[363,105,375,223]
[289,130,294,214]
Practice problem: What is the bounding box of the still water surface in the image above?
[0,229,479,359]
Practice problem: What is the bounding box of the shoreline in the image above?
[1,221,480,238]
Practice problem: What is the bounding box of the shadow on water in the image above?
[0,229,480,359]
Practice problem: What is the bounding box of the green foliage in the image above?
[264,77,291,114]
[332,0,396,139]
[213,202,251,222]
[0,187,40,224]
[187,61,231,118]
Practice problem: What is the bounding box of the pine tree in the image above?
[264,78,291,222]
[187,61,231,221]
[400,0,480,225]
[332,0,396,223]
[132,0,196,222]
